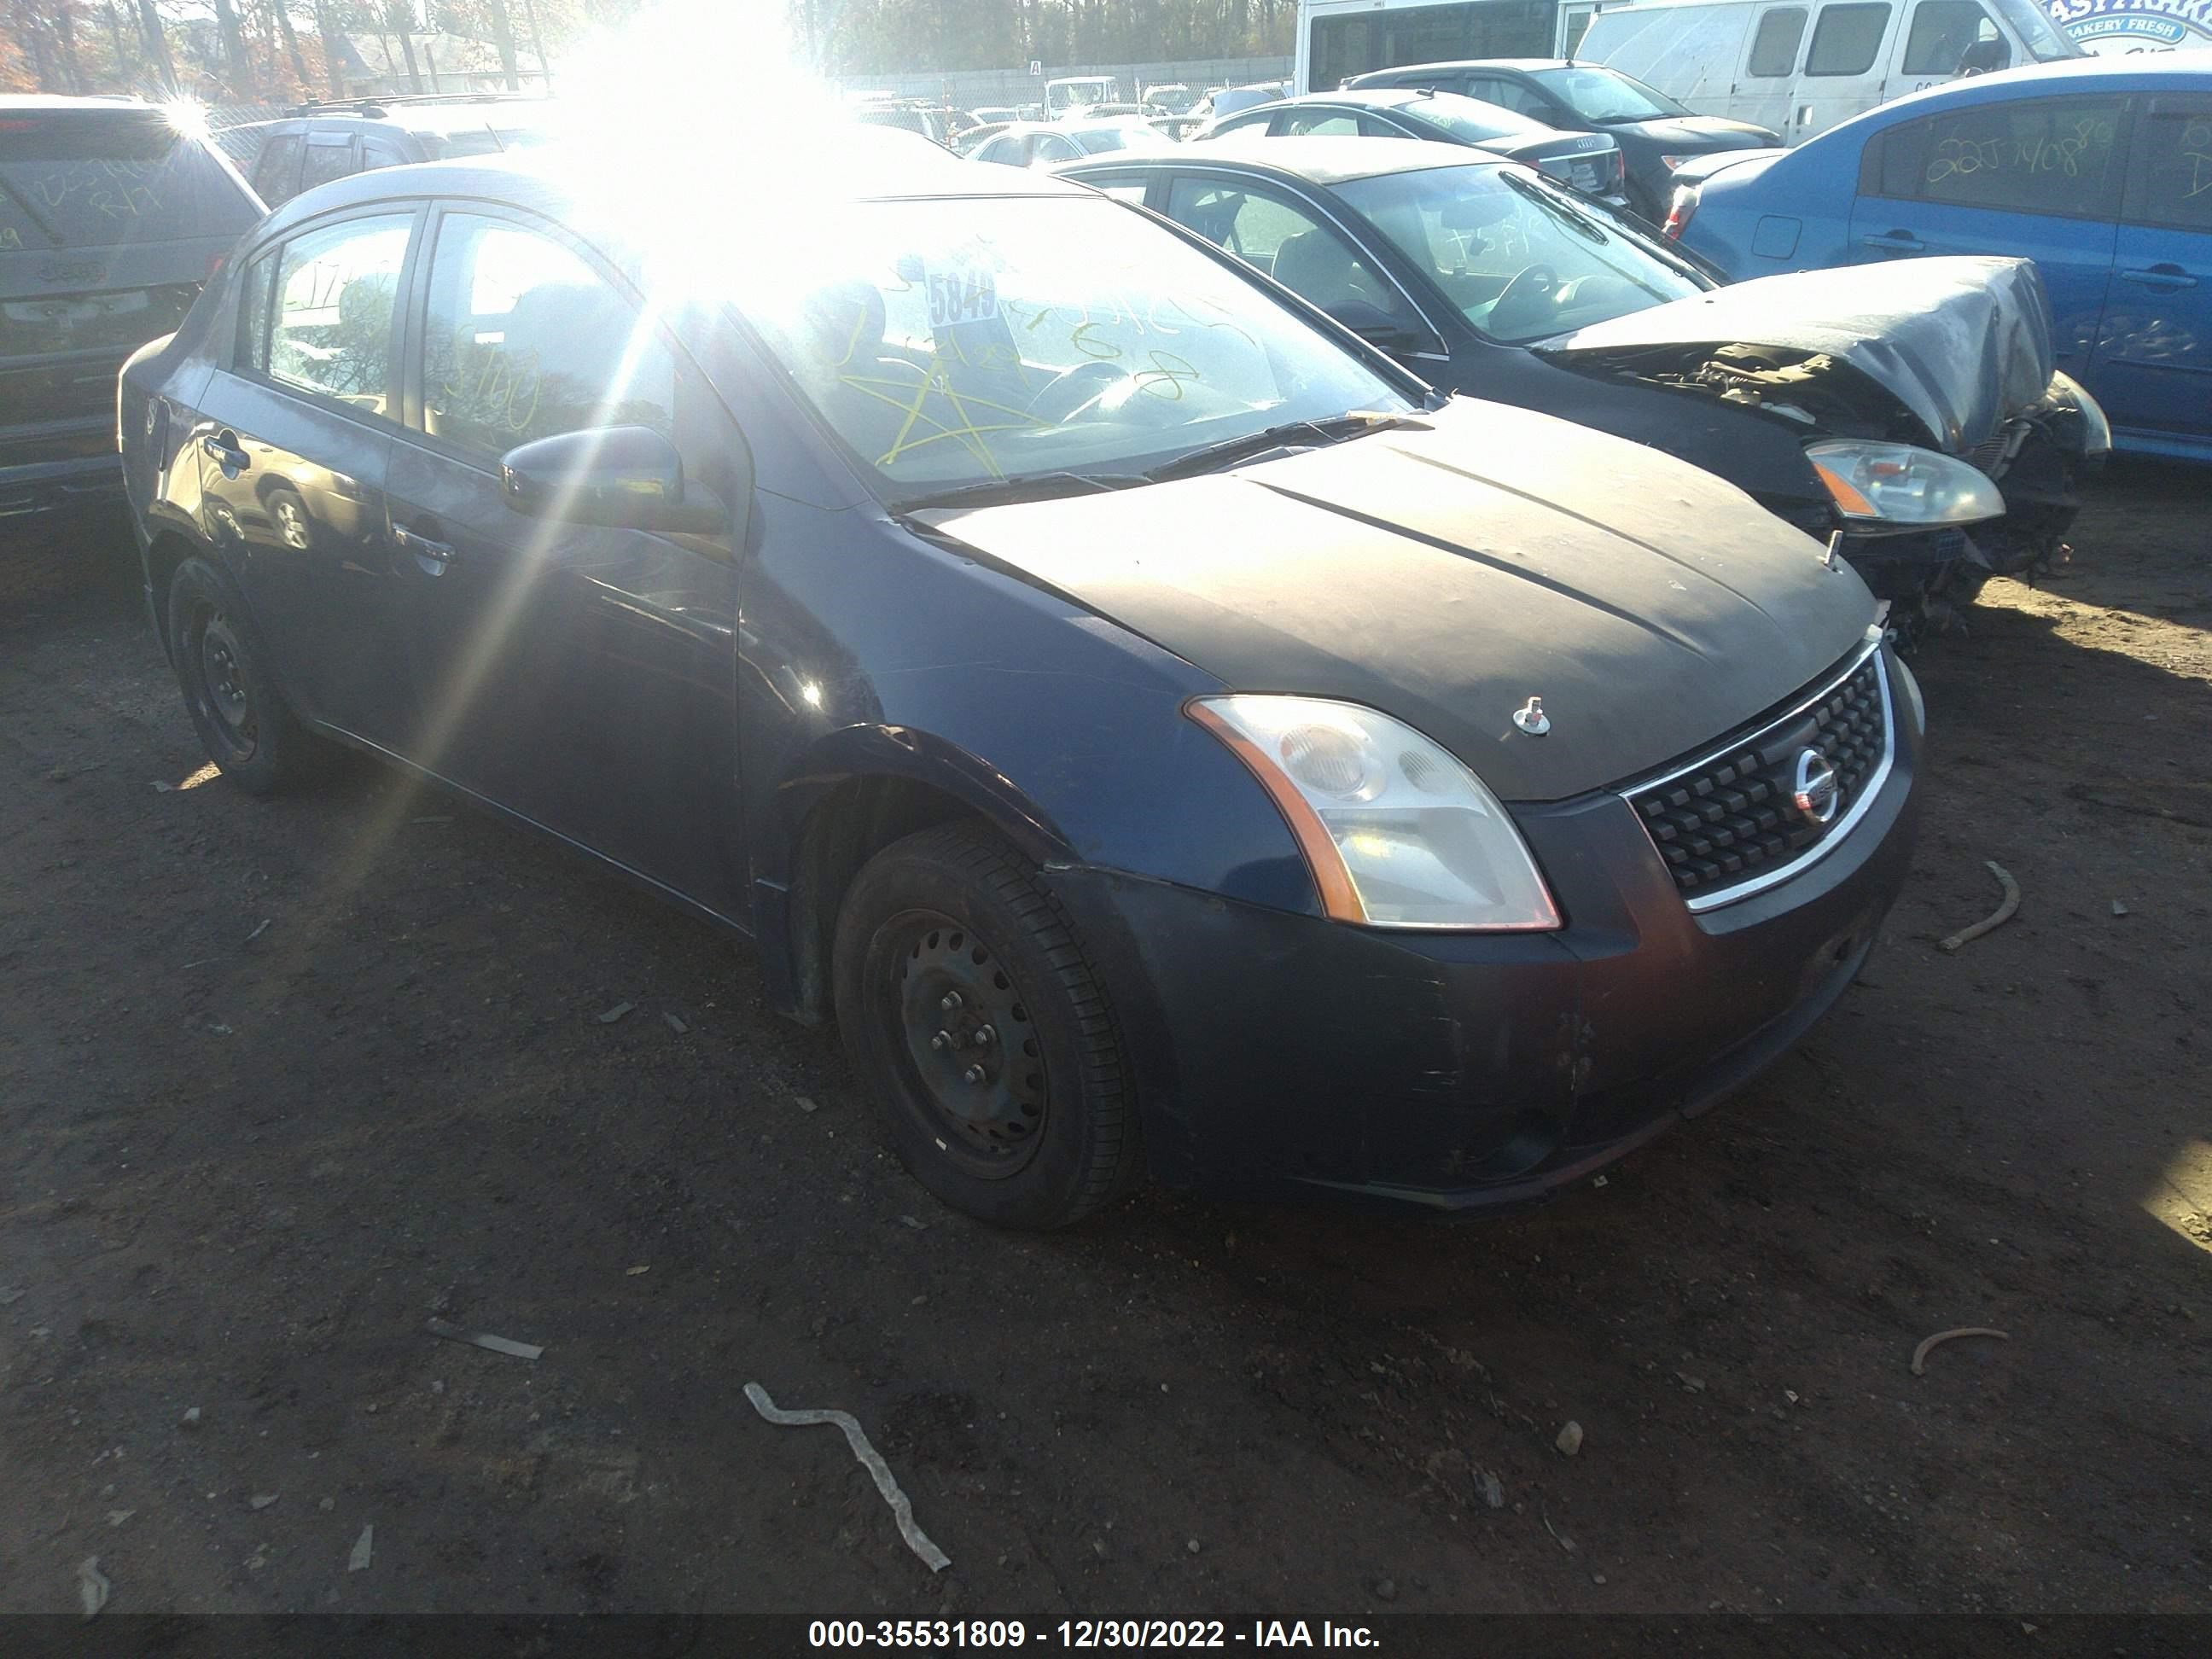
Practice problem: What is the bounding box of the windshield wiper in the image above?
[888,470,1148,515]
[1145,411,1429,484]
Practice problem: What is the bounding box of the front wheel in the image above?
[833,823,1142,1228]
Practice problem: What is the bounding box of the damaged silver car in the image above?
[1062,140,2109,641]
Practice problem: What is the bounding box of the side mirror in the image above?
[499,425,726,535]
[1324,300,1425,358]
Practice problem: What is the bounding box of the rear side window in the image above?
[253,132,304,204]
[1901,2,2008,76]
[258,213,413,416]
[418,212,675,464]
[299,139,357,192]
[1280,108,1362,137]
[2125,102,2212,232]
[0,108,258,251]
[1879,96,2123,218]
[1806,3,1891,76]
[1748,8,1808,76]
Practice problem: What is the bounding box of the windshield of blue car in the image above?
[1528,67,1689,123]
[742,194,1412,498]
[1337,164,1703,345]
[1988,0,2080,59]
[1388,93,1557,144]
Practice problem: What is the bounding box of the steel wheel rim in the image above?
[189,605,258,761]
[880,907,1047,1179]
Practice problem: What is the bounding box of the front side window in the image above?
[419,212,675,464]
[259,213,412,413]
[739,194,1407,498]
[1898,96,2122,218]
[1901,2,2008,75]
[1806,3,1893,76]
[1168,178,1412,327]
[1338,163,1704,344]
[1748,8,1809,77]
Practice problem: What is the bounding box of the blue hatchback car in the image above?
[1668,57,2211,463]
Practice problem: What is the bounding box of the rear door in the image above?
[0,107,259,504]
[1795,3,1896,141]
[249,129,306,207]
[195,207,419,744]
[299,131,361,195]
[1848,92,2125,371]
[2088,94,2212,445]
[384,205,746,912]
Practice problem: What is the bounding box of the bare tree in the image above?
[134,0,176,90]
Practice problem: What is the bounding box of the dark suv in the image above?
[2,96,261,521]
[229,95,556,209]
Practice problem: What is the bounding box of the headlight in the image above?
[1186,695,1561,931]
[1806,440,2005,527]
[2046,370,2112,457]
[1890,649,1926,736]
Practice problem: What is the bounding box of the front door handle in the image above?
[201,429,250,473]
[2118,264,2197,292]
[1861,230,1925,253]
[394,524,457,570]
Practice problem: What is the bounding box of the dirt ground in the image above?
[2,468,2208,1628]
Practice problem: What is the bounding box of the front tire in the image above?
[166,556,321,795]
[833,823,1142,1228]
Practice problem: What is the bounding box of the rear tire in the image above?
[166,556,322,795]
[833,822,1142,1229]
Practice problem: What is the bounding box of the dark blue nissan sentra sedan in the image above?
[119,133,1923,1227]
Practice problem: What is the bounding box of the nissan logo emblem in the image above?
[1793,749,1842,825]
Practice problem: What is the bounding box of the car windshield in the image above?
[1336,164,1703,345]
[1389,93,1556,144]
[1528,67,1689,123]
[0,108,255,249]
[1988,0,2079,58]
[1069,121,1173,154]
[738,195,1410,499]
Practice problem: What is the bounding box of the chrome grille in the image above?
[1623,643,1895,911]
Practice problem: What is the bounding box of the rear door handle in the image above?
[394,524,457,568]
[201,429,250,472]
[2118,264,2197,292]
[1861,231,1925,253]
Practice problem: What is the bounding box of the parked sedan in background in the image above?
[970,117,1175,167]
[3,96,262,522]
[1201,80,1289,119]
[1342,58,1781,222]
[1668,55,2212,463]
[1196,89,1628,207]
[1063,137,2106,638]
[228,94,559,207]
[121,138,1921,1227]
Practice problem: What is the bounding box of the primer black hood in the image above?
[922,399,1876,802]
[1534,256,2056,453]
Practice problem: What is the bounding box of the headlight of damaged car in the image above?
[1187,696,1560,931]
[1806,440,2004,528]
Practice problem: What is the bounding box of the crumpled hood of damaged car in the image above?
[919,399,1875,802]
[1534,255,2055,453]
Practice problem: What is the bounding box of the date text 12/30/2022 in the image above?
[808,1621,1382,1649]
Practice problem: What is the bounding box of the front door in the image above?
[195,208,417,746]
[1849,93,2125,372]
[2088,94,2212,445]
[383,206,746,916]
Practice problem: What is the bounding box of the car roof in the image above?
[0,93,160,112]
[1359,59,1572,76]
[253,101,558,136]
[1804,54,2212,143]
[1080,133,1504,187]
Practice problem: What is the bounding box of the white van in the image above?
[1576,0,2081,143]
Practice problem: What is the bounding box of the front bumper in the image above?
[1047,652,1923,1214]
